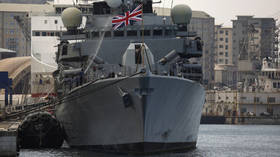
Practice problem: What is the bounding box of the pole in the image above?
[141,3,145,67]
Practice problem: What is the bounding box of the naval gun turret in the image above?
[158,4,203,82]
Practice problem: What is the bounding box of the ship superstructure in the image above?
[53,0,205,153]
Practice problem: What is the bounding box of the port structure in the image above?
[0,72,13,106]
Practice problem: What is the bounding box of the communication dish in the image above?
[61,7,82,30]
[171,4,192,25]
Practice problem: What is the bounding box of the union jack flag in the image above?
[112,4,143,30]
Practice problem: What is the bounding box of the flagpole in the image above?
[141,2,145,67]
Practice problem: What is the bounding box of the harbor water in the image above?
[19,125,280,157]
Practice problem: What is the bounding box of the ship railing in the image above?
[85,63,203,82]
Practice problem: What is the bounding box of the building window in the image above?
[219,30,224,34]
[241,97,246,100]
[219,45,224,48]
[219,52,224,55]
[225,52,228,57]
[225,45,228,50]
[267,97,276,103]
[220,38,223,41]
[10,30,15,34]
[225,30,229,35]
[273,82,277,88]
[254,97,260,103]
[225,59,228,64]
[219,59,223,63]
[225,38,228,43]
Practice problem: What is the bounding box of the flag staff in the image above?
[141,2,145,66]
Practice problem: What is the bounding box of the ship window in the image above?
[54,20,58,24]
[92,31,99,38]
[114,31,124,37]
[153,30,162,36]
[143,0,153,13]
[50,32,54,36]
[93,2,111,15]
[42,32,47,36]
[89,8,93,13]
[62,45,68,55]
[165,29,173,36]
[135,45,142,64]
[127,30,137,36]
[81,8,86,13]
[105,31,111,37]
[143,30,150,36]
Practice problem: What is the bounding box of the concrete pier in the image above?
[0,122,19,157]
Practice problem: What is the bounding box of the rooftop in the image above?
[0,48,16,53]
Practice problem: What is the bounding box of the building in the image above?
[214,26,237,88]
[214,64,237,88]
[215,26,233,65]
[0,3,54,56]
[232,16,276,71]
[155,7,215,89]
[204,90,280,117]
[0,48,16,60]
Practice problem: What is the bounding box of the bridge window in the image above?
[165,29,173,36]
[153,29,162,36]
[104,31,111,38]
[114,31,124,37]
[143,30,150,36]
[62,45,68,56]
[127,30,137,36]
[92,31,99,38]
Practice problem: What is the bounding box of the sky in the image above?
[154,0,280,26]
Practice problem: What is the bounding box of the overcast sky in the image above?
[154,0,280,26]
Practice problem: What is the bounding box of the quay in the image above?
[0,121,20,157]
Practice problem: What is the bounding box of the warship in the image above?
[53,0,205,154]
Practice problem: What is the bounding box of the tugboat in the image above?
[54,0,205,154]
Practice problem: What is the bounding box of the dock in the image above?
[0,121,20,157]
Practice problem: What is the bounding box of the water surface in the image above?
[19,125,280,157]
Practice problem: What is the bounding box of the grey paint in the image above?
[56,74,205,147]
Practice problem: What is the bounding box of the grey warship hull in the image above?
[55,74,205,153]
